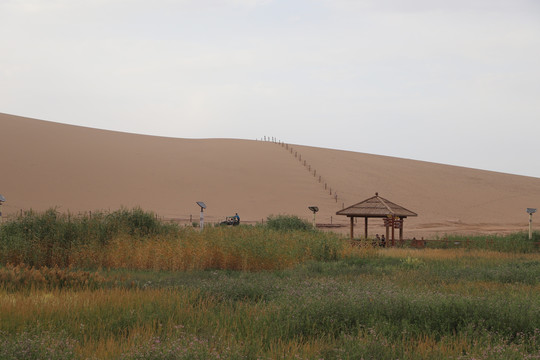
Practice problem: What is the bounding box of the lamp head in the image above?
[196,201,206,209]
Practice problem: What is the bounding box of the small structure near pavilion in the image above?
[336,193,417,246]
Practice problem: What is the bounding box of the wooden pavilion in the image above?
[336,193,417,245]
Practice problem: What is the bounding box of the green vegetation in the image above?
[265,214,314,232]
[424,232,540,253]
[0,208,177,267]
[0,209,539,359]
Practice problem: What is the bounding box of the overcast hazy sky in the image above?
[1,0,539,177]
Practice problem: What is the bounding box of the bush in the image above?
[265,215,313,232]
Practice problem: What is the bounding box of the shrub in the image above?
[265,215,313,232]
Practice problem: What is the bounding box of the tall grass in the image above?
[0,255,538,359]
[69,226,346,271]
[0,210,351,271]
[0,208,177,267]
[1,209,539,358]
[425,232,540,253]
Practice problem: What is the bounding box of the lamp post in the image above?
[0,194,5,224]
[308,206,319,227]
[196,202,206,230]
[527,208,537,240]
[0,195,5,224]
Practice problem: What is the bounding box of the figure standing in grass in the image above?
[233,213,240,225]
[381,234,386,247]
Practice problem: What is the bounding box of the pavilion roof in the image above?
[336,193,418,218]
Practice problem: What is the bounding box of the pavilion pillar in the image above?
[391,220,395,247]
[399,217,404,241]
[350,217,354,240]
[385,223,389,245]
[364,217,368,239]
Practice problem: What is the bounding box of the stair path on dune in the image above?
[261,136,347,211]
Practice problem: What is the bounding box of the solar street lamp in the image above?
[196,202,206,230]
[308,206,319,227]
[527,208,536,240]
[0,194,5,224]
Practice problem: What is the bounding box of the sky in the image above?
[1,0,540,177]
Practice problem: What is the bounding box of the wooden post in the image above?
[399,217,404,241]
[364,217,368,239]
[391,220,395,247]
[385,224,390,245]
[350,217,354,240]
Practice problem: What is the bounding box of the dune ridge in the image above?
[1,112,539,237]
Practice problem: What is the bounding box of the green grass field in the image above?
[0,209,539,359]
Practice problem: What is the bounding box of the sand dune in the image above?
[1,112,539,237]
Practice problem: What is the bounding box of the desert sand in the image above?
[1,112,539,238]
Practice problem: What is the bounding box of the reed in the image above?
[69,226,345,271]
[0,210,348,271]
[0,209,539,358]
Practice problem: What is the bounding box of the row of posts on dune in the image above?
[261,136,345,211]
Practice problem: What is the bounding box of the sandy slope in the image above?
[1,113,539,237]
